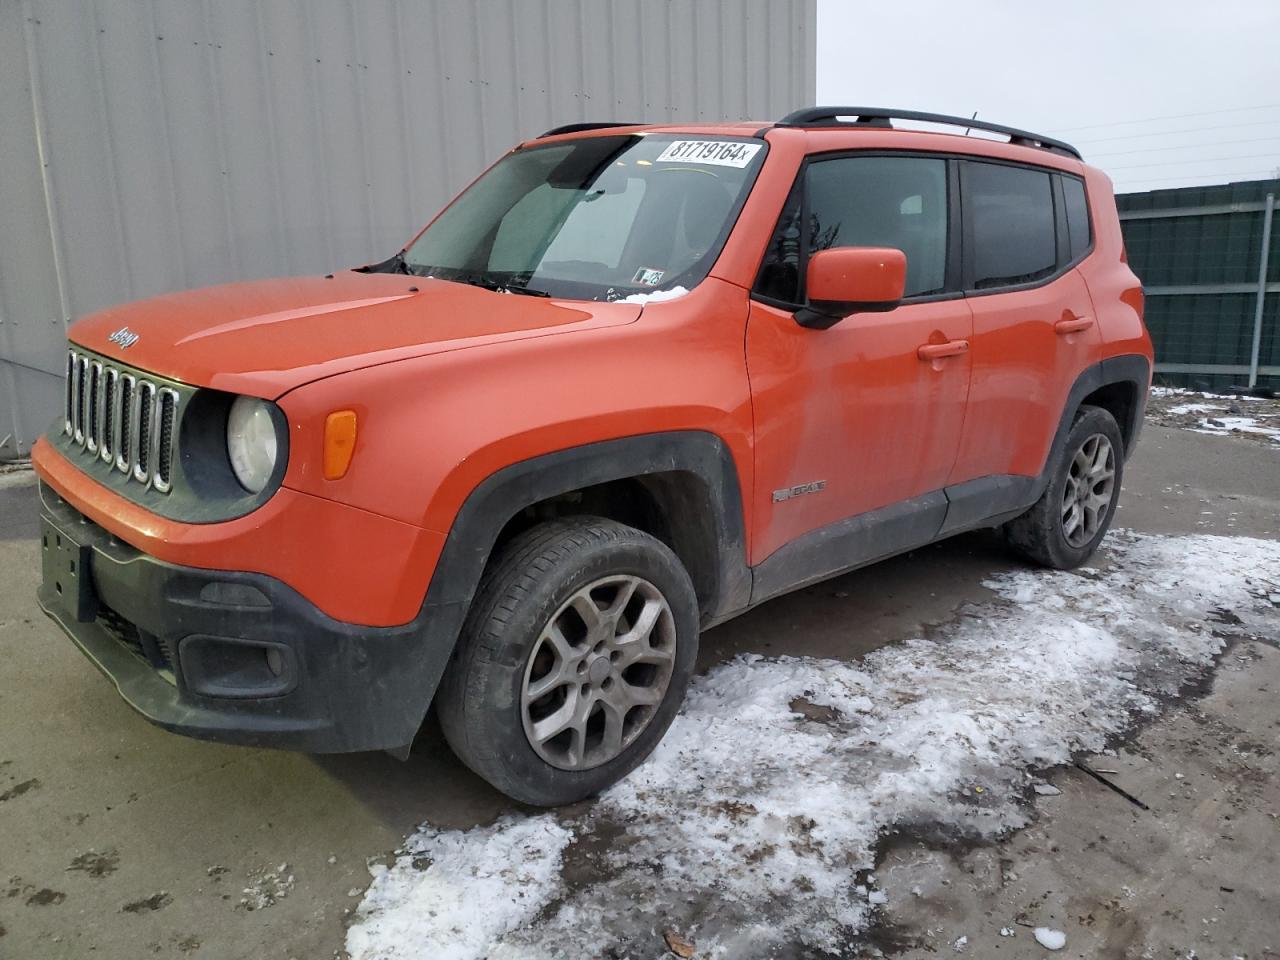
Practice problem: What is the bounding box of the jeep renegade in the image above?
[34,107,1152,805]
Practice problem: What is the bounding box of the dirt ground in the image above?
[0,419,1277,960]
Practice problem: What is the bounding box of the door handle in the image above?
[917,339,969,361]
[1055,315,1094,335]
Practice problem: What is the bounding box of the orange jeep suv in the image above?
[34,107,1151,805]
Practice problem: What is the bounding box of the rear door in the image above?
[746,153,973,565]
[948,161,1102,486]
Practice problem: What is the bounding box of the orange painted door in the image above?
[745,297,973,564]
[948,267,1100,483]
[947,157,1103,484]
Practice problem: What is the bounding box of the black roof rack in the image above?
[538,121,644,138]
[775,106,1082,160]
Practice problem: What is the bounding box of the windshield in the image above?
[401,134,766,301]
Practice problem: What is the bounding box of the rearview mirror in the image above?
[795,247,907,330]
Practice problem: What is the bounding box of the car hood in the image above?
[68,272,641,397]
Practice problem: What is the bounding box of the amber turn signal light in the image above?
[323,410,358,480]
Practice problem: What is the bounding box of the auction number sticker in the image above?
[655,140,762,168]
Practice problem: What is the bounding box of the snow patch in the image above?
[345,817,572,960]
[1034,927,1068,950]
[619,285,689,304]
[1150,386,1265,402]
[1192,415,1280,442]
[347,532,1280,960]
[237,863,294,911]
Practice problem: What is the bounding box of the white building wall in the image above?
[0,0,816,457]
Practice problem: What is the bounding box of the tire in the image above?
[435,516,699,806]
[1005,405,1125,570]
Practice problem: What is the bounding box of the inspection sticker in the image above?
[655,140,762,168]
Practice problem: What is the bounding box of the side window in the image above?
[755,184,803,303]
[966,162,1057,289]
[1061,175,1092,261]
[755,155,949,304]
[808,157,948,297]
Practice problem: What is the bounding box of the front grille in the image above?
[63,348,179,493]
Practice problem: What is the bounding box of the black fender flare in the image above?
[424,430,751,619]
[1049,354,1151,469]
[398,431,752,745]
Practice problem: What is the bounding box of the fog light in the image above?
[266,647,284,677]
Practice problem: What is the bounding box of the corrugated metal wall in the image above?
[0,0,816,458]
[1117,178,1279,391]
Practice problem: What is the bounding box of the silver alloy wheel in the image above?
[520,574,677,771]
[1061,433,1116,547]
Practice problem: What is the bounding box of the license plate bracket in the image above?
[41,517,98,623]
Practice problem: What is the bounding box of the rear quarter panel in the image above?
[1078,166,1151,365]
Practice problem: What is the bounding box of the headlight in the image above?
[226,396,279,493]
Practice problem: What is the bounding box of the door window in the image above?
[966,162,1057,289]
[755,155,949,303]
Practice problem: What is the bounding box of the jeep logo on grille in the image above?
[107,326,139,349]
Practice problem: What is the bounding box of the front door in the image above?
[746,153,972,568]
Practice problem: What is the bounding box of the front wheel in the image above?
[436,517,699,806]
[1005,405,1125,569]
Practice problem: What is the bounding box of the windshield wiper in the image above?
[437,271,551,297]
[492,283,550,298]
[403,266,551,297]
[357,250,415,275]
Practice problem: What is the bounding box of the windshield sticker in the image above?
[655,140,762,168]
[632,267,665,286]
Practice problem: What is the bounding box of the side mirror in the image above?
[795,247,907,330]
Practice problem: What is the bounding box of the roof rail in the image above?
[775,106,1082,160]
[538,121,644,138]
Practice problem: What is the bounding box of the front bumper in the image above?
[37,483,462,753]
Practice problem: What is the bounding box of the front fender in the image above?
[424,431,752,622]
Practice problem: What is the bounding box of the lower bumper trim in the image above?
[37,482,460,753]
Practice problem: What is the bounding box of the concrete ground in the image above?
[0,423,1277,960]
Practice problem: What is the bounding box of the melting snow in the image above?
[619,285,690,304]
[237,862,294,911]
[344,818,571,960]
[1192,415,1280,442]
[1035,927,1068,950]
[1150,387,1265,402]
[347,532,1279,959]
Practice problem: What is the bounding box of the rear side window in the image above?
[755,155,949,303]
[966,162,1057,289]
[1061,175,1091,261]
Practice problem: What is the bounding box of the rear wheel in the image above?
[436,517,698,806]
[1005,405,1124,569]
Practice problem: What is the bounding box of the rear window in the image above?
[967,162,1057,289]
